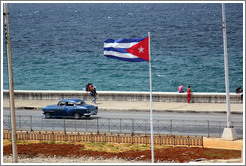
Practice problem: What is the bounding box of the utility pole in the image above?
[4,3,18,162]
[222,3,231,128]
[221,3,238,141]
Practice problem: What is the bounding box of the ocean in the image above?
[2,3,243,92]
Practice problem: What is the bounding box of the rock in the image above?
[195,158,206,161]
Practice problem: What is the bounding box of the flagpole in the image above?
[148,32,154,163]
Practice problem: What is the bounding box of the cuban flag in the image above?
[104,37,149,62]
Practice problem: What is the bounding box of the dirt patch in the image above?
[3,143,241,163]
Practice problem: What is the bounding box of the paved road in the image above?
[3,108,243,138]
[3,108,243,121]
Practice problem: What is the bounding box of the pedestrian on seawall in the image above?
[235,86,243,102]
[85,83,97,104]
[187,86,193,103]
[177,84,184,93]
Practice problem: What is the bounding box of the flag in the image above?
[104,37,149,62]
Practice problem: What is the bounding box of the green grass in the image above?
[204,149,240,159]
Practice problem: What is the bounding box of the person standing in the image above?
[187,86,192,103]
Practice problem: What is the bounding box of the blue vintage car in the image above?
[42,99,98,119]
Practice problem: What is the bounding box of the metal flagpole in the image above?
[4,3,18,163]
[148,32,154,163]
[222,3,232,128]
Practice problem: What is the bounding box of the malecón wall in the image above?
[3,90,243,103]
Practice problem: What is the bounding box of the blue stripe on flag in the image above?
[104,37,146,43]
[104,55,146,62]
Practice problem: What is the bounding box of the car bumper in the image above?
[84,110,98,116]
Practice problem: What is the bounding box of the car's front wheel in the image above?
[45,113,51,119]
[74,113,80,119]
[85,115,91,118]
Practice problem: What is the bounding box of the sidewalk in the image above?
[3,99,243,114]
[203,137,243,150]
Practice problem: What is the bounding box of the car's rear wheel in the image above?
[45,113,51,119]
[74,113,80,119]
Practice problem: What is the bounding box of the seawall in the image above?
[3,90,243,103]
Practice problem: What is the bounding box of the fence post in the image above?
[86,118,88,133]
[170,120,172,135]
[19,115,21,129]
[131,119,134,136]
[187,136,190,147]
[108,118,110,133]
[52,131,54,141]
[8,115,10,129]
[30,115,33,131]
[52,118,54,130]
[64,118,66,133]
[120,119,122,134]
[219,121,222,137]
[41,115,43,129]
[201,136,204,148]
[97,118,99,134]
[145,120,147,135]
[207,120,210,138]
[75,119,77,131]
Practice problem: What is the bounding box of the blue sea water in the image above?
[2,3,243,92]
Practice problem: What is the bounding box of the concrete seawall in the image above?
[3,90,243,103]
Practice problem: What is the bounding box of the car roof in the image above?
[59,98,84,103]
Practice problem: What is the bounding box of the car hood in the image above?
[42,105,57,109]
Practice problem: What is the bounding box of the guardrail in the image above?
[3,130,203,147]
[3,115,243,138]
[3,90,243,103]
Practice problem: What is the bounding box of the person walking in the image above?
[91,86,97,104]
[85,83,97,104]
[187,86,192,103]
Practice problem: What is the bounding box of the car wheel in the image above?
[74,113,80,119]
[45,113,51,119]
[85,115,91,118]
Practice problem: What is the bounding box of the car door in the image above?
[55,101,66,117]
[64,102,75,116]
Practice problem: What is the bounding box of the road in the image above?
[3,108,243,138]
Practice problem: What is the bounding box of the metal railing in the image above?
[3,115,243,138]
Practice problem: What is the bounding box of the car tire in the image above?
[85,115,91,118]
[45,113,51,119]
[74,113,80,119]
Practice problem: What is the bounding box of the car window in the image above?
[58,101,66,106]
[66,102,74,106]
[75,101,85,105]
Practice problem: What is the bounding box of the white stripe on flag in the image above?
[104,42,138,48]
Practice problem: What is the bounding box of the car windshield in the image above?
[75,101,86,105]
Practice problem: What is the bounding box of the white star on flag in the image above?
[138,46,144,53]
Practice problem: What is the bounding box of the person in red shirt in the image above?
[187,86,192,103]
